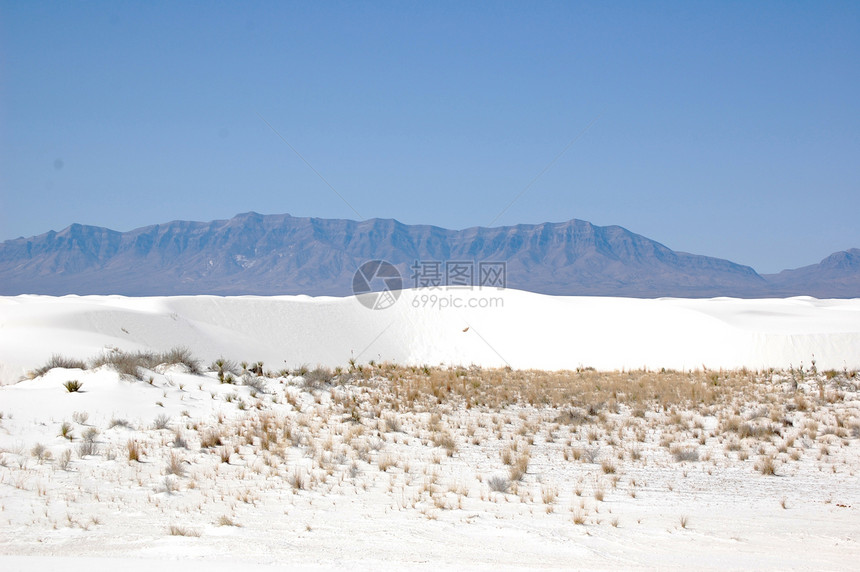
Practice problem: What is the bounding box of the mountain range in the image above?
[0,212,857,298]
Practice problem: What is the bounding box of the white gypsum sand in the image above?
[0,292,858,570]
[1,290,859,384]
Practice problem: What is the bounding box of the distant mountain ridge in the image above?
[0,212,856,298]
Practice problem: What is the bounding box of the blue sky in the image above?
[1,1,858,273]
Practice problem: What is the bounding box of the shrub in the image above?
[217,515,239,527]
[200,430,223,448]
[509,453,529,481]
[304,367,334,388]
[63,380,83,393]
[487,475,510,493]
[166,452,185,476]
[211,357,240,378]
[31,443,51,462]
[160,347,201,374]
[59,421,74,440]
[244,376,268,394]
[127,440,142,462]
[57,449,72,470]
[168,525,200,537]
[671,445,700,462]
[91,347,201,380]
[153,414,171,430]
[289,467,308,491]
[433,432,457,456]
[77,440,98,458]
[30,354,87,378]
[583,446,601,464]
[757,455,777,476]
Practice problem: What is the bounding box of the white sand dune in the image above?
[2,290,859,384]
[1,290,859,570]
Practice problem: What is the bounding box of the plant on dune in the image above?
[59,421,74,440]
[57,449,72,470]
[29,354,88,378]
[211,357,240,383]
[757,454,777,476]
[509,452,530,481]
[166,452,185,476]
[487,475,510,493]
[159,346,201,374]
[90,346,201,380]
[31,443,51,462]
[217,515,239,527]
[670,445,700,462]
[304,367,334,388]
[168,525,200,537]
[127,439,142,462]
[63,380,83,393]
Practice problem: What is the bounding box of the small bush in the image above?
[57,449,72,470]
[91,347,201,380]
[63,380,84,393]
[211,357,240,377]
[59,421,74,440]
[433,432,457,456]
[289,467,308,491]
[30,354,87,378]
[244,376,268,394]
[487,475,510,493]
[200,430,223,448]
[160,347,201,374]
[757,455,777,476]
[77,440,98,458]
[583,446,600,464]
[166,452,185,476]
[31,443,51,462]
[671,445,700,462]
[304,367,334,388]
[127,440,142,462]
[153,414,171,430]
[509,454,529,481]
[217,515,239,527]
[168,525,200,537]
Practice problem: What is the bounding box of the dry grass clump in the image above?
[127,439,143,462]
[90,346,200,379]
[487,475,510,493]
[30,354,88,378]
[168,525,200,537]
[670,445,699,462]
[757,454,777,476]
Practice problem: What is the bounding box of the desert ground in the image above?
[1,291,858,570]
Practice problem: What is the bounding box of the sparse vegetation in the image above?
[63,379,83,392]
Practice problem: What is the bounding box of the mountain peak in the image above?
[0,214,856,298]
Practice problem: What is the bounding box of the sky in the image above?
[1,1,858,274]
